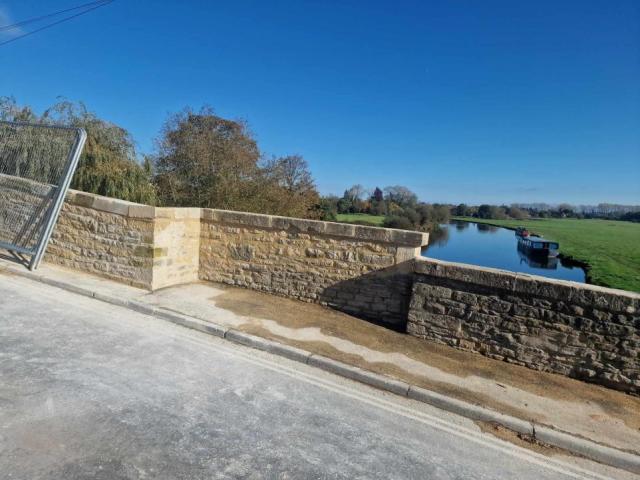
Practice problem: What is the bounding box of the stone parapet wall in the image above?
[151,208,201,290]
[199,209,428,329]
[46,191,200,290]
[408,257,640,393]
[0,173,52,251]
[8,190,427,327]
[47,193,154,289]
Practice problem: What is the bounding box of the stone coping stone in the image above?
[65,190,201,220]
[202,208,429,247]
[415,256,640,312]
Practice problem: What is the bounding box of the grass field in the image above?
[454,217,640,292]
[336,213,385,226]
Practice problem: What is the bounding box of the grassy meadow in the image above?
[336,213,385,226]
[454,217,640,292]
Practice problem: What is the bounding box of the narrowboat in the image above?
[517,236,559,257]
[515,226,530,237]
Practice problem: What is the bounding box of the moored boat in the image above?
[517,235,559,257]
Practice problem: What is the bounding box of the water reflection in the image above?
[428,226,449,246]
[422,221,585,283]
[476,223,499,233]
[517,244,558,269]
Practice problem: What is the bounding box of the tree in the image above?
[263,155,314,194]
[369,200,386,216]
[336,196,354,214]
[383,215,414,230]
[337,184,368,214]
[507,206,528,220]
[317,195,339,221]
[260,154,320,218]
[0,96,37,122]
[384,185,418,208]
[477,204,493,219]
[557,203,574,217]
[0,97,157,204]
[153,107,261,210]
[344,184,367,202]
[454,203,469,217]
[477,204,507,219]
[153,107,320,218]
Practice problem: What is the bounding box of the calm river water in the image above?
[421,221,585,283]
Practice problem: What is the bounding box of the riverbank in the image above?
[453,217,640,293]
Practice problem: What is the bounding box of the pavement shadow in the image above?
[0,250,29,269]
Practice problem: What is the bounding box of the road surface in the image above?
[0,273,619,479]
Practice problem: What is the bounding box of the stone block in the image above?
[128,205,156,219]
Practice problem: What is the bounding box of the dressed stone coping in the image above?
[415,256,640,311]
[202,209,428,247]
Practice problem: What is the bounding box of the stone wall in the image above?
[408,257,640,394]
[0,173,52,252]
[46,191,200,290]
[199,209,428,329]
[4,189,427,327]
[151,208,201,290]
[47,192,155,289]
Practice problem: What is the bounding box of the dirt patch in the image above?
[236,322,546,423]
[476,421,579,458]
[215,285,640,434]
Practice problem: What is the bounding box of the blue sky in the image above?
[1,0,639,204]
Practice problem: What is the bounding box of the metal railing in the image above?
[0,121,86,270]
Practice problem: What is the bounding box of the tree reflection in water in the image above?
[428,225,450,246]
[476,223,499,234]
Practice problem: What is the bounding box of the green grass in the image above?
[336,213,385,226]
[453,217,640,292]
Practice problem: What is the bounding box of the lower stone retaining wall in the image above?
[199,209,427,329]
[408,257,640,394]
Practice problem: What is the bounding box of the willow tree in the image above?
[0,97,157,205]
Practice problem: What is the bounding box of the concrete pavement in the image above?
[0,273,634,479]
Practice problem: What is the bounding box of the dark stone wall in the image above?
[408,258,640,394]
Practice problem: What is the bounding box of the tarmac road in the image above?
[0,273,619,479]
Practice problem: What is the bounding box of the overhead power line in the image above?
[0,0,111,32]
[0,0,115,48]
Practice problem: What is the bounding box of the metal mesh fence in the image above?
[0,121,86,269]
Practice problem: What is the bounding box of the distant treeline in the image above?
[321,185,640,230]
[454,203,640,222]
[319,185,450,231]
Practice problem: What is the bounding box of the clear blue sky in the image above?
[1,0,639,204]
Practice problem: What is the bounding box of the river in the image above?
[421,221,585,283]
